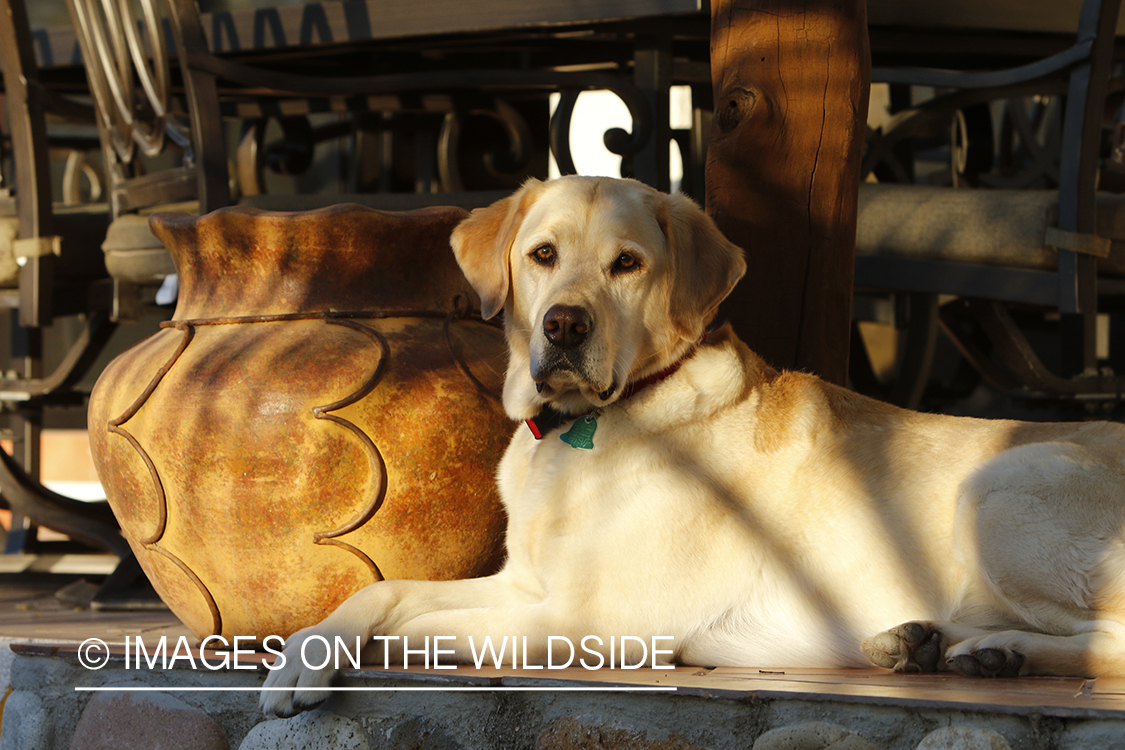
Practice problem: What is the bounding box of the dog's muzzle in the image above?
[534,304,616,399]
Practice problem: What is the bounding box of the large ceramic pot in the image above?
[88,204,511,641]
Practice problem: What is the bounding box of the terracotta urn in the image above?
[87,204,511,641]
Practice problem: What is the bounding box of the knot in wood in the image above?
[715,87,757,136]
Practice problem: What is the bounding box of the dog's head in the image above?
[451,176,746,420]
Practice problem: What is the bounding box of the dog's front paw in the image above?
[862,621,944,673]
[259,628,340,718]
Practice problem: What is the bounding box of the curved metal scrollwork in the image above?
[861,79,1068,187]
[549,86,648,177]
[179,47,656,184]
[68,0,181,163]
[549,90,580,176]
[438,98,534,191]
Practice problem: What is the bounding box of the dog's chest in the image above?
[504,413,736,574]
[520,413,634,500]
[506,413,654,532]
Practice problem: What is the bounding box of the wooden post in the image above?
[707,0,870,385]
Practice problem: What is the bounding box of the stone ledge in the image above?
[4,647,1125,750]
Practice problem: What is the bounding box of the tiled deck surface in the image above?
[2,568,1125,749]
[0,569,189,645]
[33,648,1125,720]
[37,653,1125,717]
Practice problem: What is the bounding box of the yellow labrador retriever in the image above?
[261,175,1125,716]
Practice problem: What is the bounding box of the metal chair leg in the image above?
[0,312,121,554]
[889,293,939,410]
[0,444,129,558]
[939,298,1122,398]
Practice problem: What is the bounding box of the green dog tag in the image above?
[560,415,597,450]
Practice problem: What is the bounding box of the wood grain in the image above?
[706,0,869,385]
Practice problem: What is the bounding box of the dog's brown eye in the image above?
[531,245,556,266]
[613,252,640,273]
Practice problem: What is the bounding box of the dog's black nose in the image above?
[543,305,592,349]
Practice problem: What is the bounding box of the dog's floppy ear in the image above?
[658,192,747,338]
[451,179,542,320]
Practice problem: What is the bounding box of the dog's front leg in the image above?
[381,603,571,667]
[260,572,535,717]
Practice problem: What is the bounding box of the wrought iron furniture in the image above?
[852,0,1125,409]
[63,0,710,322]
[0,0,129,561]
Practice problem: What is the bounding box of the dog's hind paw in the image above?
[862,621,944,673]
[947,647,1025,678]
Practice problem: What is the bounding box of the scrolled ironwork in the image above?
[174,43,655,178]
[548,85,652,177]
[68,0,174,163]
[549,89,579,176]
[861,80,1067,184]
[439,97,533,191]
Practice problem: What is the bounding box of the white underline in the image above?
[75,686,677,693]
